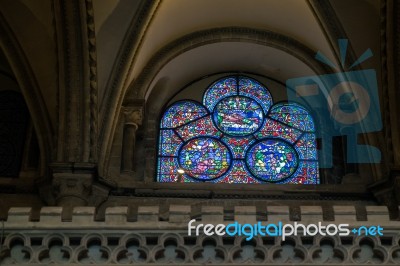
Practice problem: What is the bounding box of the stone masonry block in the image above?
[105,207,128,224]
[72,207,96,224]
[300,206,323,222]
[138,206,159,222]
[366,206,390,222]
[333,206,357,222]
[40,207,63,224]
[201,206,224,223]
[235,206,257,224]
[267,206,290,223]
[7,207,32,224]
[169,205,191,223]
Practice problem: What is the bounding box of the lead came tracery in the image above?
[157,76,319,184]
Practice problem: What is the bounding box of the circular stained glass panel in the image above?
[246,139,298,182]
[213,96,264,136]
[178,137,231,180]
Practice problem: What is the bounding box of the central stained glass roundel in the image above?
[246,139,298,182]
[178,137,231,180]
[213,96,264,136]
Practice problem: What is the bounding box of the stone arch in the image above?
[99,27,331,178]
[0,12,54,180]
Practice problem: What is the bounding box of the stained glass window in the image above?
[157,76,319,184]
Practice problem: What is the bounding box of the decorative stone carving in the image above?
[88,183,110,207]
[50,163,109,209]
[1,230,400,265]
[53,0,96,163]
[1,205,398,264]
[84,0,99,163]
[52,173,93,207]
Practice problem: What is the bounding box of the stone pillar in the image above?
[121,107,143,172]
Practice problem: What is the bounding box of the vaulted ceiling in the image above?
[0,0,382,170]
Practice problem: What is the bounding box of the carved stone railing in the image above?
[0,205,399,265]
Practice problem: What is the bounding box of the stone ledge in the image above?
[3,205,397,229]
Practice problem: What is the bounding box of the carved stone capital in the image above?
[88,183,110,207]
[123,106,143,127]
[49,163,109,208]
[52,173,93,207]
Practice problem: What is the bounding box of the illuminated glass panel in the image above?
[158,130,182,156]
[203,77,237,111]
[213,96,264,136]
[215,160,261,183]
[157,157,179,182]
[176,115,221,141]
[269,103,315,132]
[246,139,298,182]
[295,133,318,160]
[238,77,273,113]
[255,118,303,143]
[222,135,256,159]
[277,161,319,184]
[156,75,319,184]
[178,138,231,180]
[161,101,208,129]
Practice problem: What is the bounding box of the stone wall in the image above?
[0,205,399,265]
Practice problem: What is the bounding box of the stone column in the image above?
[121,107,143,172]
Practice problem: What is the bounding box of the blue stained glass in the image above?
[157,75,319,184]
[176,115,221,141]
[238,77,273,113]
[181,175,201,182]
[158,130,182,156]
[213,96,264,136]
[222,135,256,159]
[295,133,317,160]
[157,157,179,182]
[277,161,319,184]
[214,160,261,183]
[269,103,315,132]
[178,138,231,180]
[246,139,298,182]
[255,118,303,143]
[203,77,237,111]
[161,101,208,128]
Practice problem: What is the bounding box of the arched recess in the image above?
[0,12,53,182]
[99,27,333,183]
[129,27,331,99]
